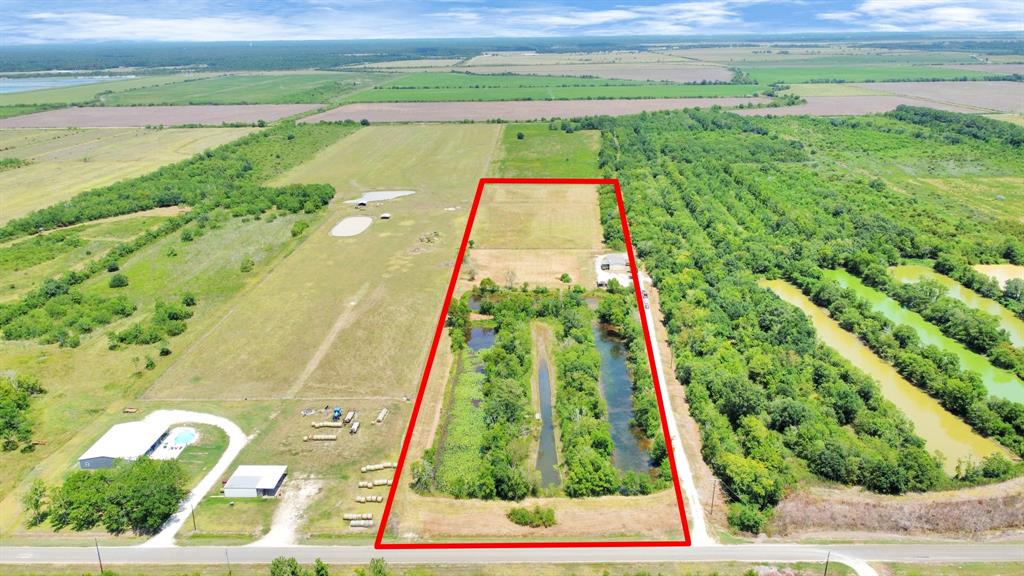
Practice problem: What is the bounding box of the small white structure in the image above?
[595,253,633,288]
[78,421,168,469]
[380,213,391,220]
[223,465,287,498]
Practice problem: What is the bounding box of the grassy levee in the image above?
[101,72,388,106]
[0,128,256,225]
[0,75,193,106]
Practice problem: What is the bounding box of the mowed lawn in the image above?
[342,72,758,102]
[0,127,255,224]
[0,75,192,106]
[494,123,600,178]
[102,72,386,105]
[149,123,502,401]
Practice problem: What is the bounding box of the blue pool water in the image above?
[172,428,197,446]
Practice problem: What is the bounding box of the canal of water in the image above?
[593,323,650,473]
[535,358,560,487]
[824,269,1024,402]
[890,265,1024,348]
[760,279,1006,472]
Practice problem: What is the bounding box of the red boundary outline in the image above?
[375,177,692,549]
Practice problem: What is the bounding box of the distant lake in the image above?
[0,77,131,94]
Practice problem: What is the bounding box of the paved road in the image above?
[4,543,1022,567]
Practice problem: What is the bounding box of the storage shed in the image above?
[224,465,287,498]
[78,421,168,469]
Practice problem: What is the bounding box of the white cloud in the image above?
[817,0,1023,32]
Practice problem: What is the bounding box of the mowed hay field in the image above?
[102,72,386,105]
[0,127,255,223]
[148,123,501,401]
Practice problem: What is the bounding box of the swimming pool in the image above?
[170,426,198,447]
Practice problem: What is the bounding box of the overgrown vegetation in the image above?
[41,457,187,535]
[507,505,556,527]
[583,106,1024,532]
[0,375,45,452]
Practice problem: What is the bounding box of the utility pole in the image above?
[191,502,197,531]
[225,548,233,576]
[94,538,104,573]
[823,551,831,576]
[709,480,717,517]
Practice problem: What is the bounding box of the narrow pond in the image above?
[891,265,1024,347]
[760,279,1005,473]
[535,358,560,487]
[825,269,1024,402]
[0,76,130,94]
[593,323,650,473]
[467,326,495,352]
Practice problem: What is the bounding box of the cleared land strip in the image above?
[851,81,1024,114]
[301,98,768,123]
[0,104,321,128]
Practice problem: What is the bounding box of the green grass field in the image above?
[494,124,601,178]
[176,496,278,545]
[0,127,256,224]
[102,72,387,105]
[0,75,191,106]
[342,72,758,102]
[0,105,49,119]
[744,65,994,84]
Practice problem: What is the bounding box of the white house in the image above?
[224,465,287,498]
[78,421,168,469]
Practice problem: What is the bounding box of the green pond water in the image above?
[760,279,1005,472]
[824,269,1024,403]
[890,265,1024,348]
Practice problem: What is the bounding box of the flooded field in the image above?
[891,265,1024,347]
[824,269,1024,402]
[593,324,649,473]
[974,264,1024,290]
[760,279,1005,472]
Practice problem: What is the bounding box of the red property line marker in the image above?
[374,177,691,549]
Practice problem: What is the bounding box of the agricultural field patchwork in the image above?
[0,104,319,128]
[0,127,255,224]
[101,72,389,105]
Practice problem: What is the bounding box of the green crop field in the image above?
[0,75,192,106]
[744,65,994,84]
[342,72,758,102]
[0,127,256,224]
[102,72,388,105]
[494,123,601,178]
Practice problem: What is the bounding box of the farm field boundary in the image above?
[376,177,692,549]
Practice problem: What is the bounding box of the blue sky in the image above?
[2,1,1021,44]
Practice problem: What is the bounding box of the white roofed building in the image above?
[78,421,168,469]
[223,465,287,498]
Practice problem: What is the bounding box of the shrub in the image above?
[291,220,310,237]
[728,502,770,534]
[360,119,370,126]
[516,131,525,140]
[108,273,128,288]
[181,292,197,307]
[559,272,572,283]
[240,257,255,273]
[506,505,556,527]
[106,262,119,272]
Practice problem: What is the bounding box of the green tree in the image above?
[108,273,129,288]
[22,479,48,527]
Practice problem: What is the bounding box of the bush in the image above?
[108,273,128,288]
[240,257,255,273]
[516,131,525,140]
[291,220,310,238]
[506,505,556,527]
[559,272,572,283]
[728,502,770,534]
[106,261,119,272]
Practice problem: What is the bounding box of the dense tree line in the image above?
[586,107,1023,531]
[0,122,350,242]
[887,105,1024,148]
[0,375,45,452]
[935,253,1024,318]
[41,457,187,535]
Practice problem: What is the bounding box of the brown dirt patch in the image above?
[467,249,599,289]
[0,105,320,128]
[302,98,768,123]
[852,81,1024,114]
[772,477,1024,540]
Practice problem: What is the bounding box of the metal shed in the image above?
[78,421,168,469]
[223,465,288,498]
